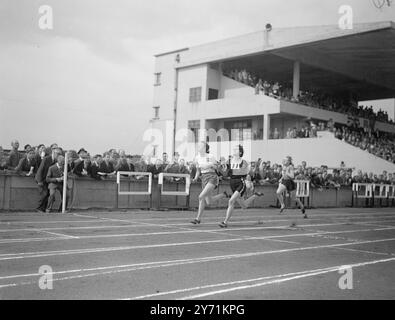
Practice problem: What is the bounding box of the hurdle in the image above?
[352,183,373,207]
[116,172,152,209]
[295,180,310,208]
[372,184,390,207]
[158,173,191,209]
[388,185,395,207]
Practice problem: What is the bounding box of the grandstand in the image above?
[151,21,395,174]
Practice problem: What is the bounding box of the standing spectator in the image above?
[310,124,318,137]
[35,144,46,169]
[35,148,61,213]
[179,159,189,175]
[101,152,116,176]
[273,128,280,139]
[147,159,164,178]
[90,154,104,180]
[45,155,71,213]
[116,154,134,173]
[72,148,91,177]
[6,140,22,170]
[255,79,263,95]
[24,144,32,153]
[162,152,169,167]
[165,152,181,174]
[0,146,7,170]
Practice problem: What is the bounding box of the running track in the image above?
[0,207,394,299]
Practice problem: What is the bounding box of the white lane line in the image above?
[0,220,394,245]
[34,230,79,239]
[0,225,394,262]
[1,212,395,229]
[0,219,112,225]
[12,216,395,232]
[1,237,395,289]
[2,215,395,234]
[352,222,395,228]
[330,246,395,257]
[177,257,395,300]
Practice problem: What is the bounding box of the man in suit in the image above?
[72,148,91,177]
[15,150,37,176]
[35,148,61,213]
[46,155,71,213]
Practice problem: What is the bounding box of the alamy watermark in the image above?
[38,265,53,290]
[38,5,53,30]
[338,265,353,290]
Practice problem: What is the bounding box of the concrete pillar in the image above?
[263,114,271,140]
[218,62,223,99]
[199,119,206,142]
[293,61,300,99]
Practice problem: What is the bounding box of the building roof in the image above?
[175,21,395,101]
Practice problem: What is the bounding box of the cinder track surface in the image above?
[0,207,394,300]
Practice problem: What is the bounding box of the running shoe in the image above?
[219,222,228,228]
[190,219,201,225]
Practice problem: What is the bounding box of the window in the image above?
[208,88,219,100]
[225,119,252,141]
[189,87,202,103]
[154,73,161,86]
[153,106,160,119]
[188,120,200,143]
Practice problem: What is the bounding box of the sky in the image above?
[0,0,394,154]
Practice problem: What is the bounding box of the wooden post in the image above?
[62,151,68,213]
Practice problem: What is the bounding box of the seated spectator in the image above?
[6,140,22,170]
[15,150,37,176]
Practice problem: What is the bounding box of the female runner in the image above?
[219,145,264,228]
[190,141,228,224]
[276,156,307,219]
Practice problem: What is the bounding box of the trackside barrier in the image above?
[158,173,191,209]
[116,172,152,209]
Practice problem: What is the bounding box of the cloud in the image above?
[1,0,393,153]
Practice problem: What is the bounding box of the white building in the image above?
[150,22,395,173]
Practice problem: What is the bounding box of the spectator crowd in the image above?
[223,68,394,125]
[1,140,394,192]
